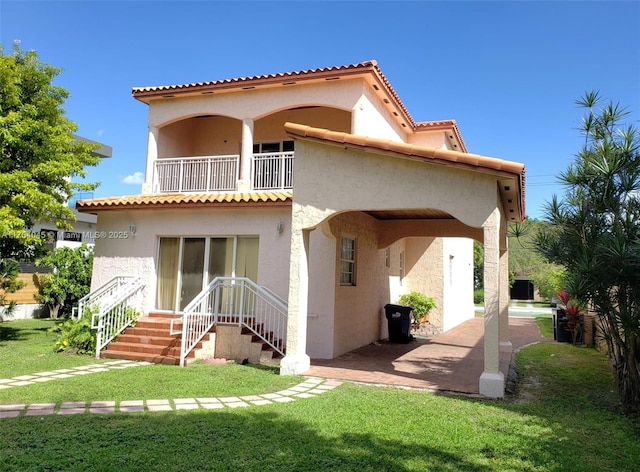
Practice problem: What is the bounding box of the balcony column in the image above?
[142,126,159,194]
[479,206,505,398]
[238,118,254,192]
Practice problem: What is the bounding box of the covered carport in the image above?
[279,123,525,398]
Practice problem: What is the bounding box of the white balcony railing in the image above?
[153,152,294,193]
[252,152,294,190]
[154,155,239,193]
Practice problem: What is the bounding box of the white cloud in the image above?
[96,129,104,137]
[121,172,144,185]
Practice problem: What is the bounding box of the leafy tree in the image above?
[530,264,566,301]
[535,91,640,415]
[473,240,484,289]
[0,41,100,271]
[508,219,567,301]
[34,244,93,319]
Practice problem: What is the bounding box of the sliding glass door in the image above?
[156,236,259,312]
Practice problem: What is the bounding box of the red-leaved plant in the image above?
[557,291,584,345]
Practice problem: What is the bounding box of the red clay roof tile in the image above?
[76,191,292,212]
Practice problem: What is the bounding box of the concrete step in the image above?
[125,327,179,338]
[106,341,181,357]
[115,334,180,346]
[101,350,182,365]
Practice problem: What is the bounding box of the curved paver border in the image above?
[0,362,343,419]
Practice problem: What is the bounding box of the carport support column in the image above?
[238,118,254,191]
[479,208,505,398]
[280,227,311,375]
[499,248,512,352]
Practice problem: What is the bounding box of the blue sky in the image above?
[1,0,639,219]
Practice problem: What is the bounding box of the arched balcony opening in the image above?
[150,107,352,194]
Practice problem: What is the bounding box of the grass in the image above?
[0,319,300,403]
[1,320,639,471]
[513,300,553,308]
[535,315,554,338]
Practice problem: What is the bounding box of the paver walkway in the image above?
[305,317,553,394]
[0,359,342,419]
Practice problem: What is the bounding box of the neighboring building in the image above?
[77,60,525,397]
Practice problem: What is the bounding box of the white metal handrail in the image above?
[171,277,288,367]
[74,276,139,320]
[252,152,294,190]
[154,155,239,192]
[90,277,145,359]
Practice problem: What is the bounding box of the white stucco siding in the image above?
[441,237,475,331]
[305,229,337,359]
[407,131,448,149]
[352,87,406,142]
[147,80,366,128]
[91,207,292,315]
[291,141,500,230]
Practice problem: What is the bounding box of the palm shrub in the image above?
[48,311,96,355]
[535,92,640,415]
[398,291,436,326]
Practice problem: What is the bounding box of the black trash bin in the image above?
[384,304,413,343]
[553,308,571,343]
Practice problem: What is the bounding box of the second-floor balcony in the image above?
[153,152,294,193]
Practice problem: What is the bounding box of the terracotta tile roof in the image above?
[76,191,292,212]
[284,123,526,221]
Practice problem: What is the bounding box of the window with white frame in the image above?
[340,237,356,286]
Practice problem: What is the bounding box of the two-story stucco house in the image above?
[77,60,525,398]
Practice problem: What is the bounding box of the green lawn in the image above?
[1,319,639,471]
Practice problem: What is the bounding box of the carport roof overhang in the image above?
[284,123,526,222]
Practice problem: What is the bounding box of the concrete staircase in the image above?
[101,313,193,365]
[100,313,283,366]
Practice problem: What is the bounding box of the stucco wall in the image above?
[353,87,407,142]
[441,237,475,331]
[289,140,500,230]
[404,237,444,328]
[255,108,351,142]
[91,207,292,315]
[192,116,242,156]
[407,131,448,149]
[305,229,337,359]
[329,212,391,357]
[157,119,195,158]
[147,80,365,128]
